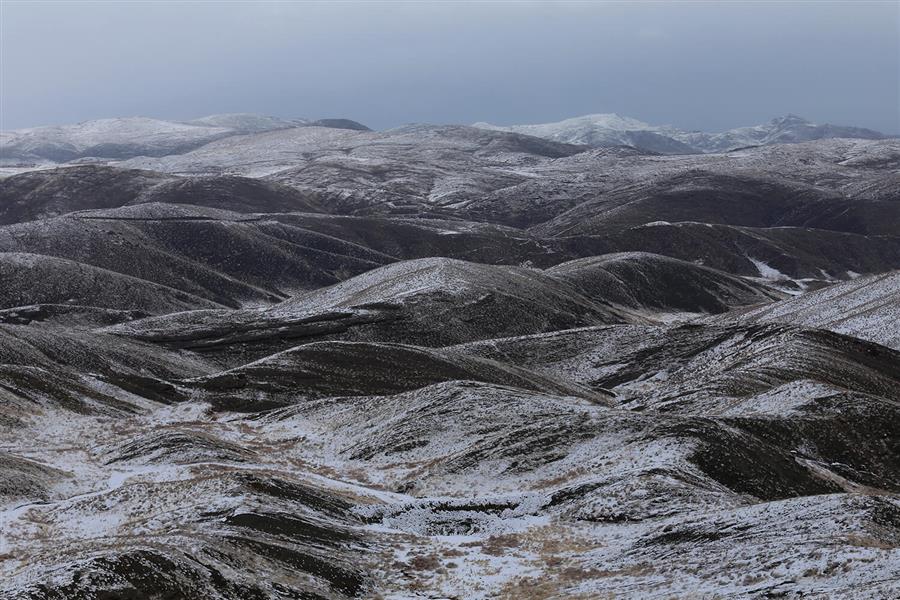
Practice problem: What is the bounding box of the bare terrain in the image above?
[0,114,898,599]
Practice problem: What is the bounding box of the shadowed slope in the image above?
[0,252,220,314]
[546,252,783,314]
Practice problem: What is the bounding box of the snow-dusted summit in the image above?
[0,117,236,163]
[186,113,307,133]
[475,113,891,154]
[0,113,369,165]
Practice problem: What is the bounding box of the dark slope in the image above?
[0,323,211,379]
[0,305,152,328]
[802,196,900,237]
[0,165,326,225]
[98,208,900,283]
[0,165,172,224]
[133,175,326,214]
[308,118,372,131]
[102,257,647,361]
[532,171,900,237]
[452,176,606,228]
[559,222,900,279]
[263,213,572,267]
[191,340,608,411]
[0,252,220,314]
[0,323,212,414]
[545,252,783,314]
[0,209,392,307]
[0,215,284,307]
[450,323,900,413]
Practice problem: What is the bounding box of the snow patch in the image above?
[747,257,786,279]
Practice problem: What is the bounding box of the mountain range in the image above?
[0,112,898,599]
[475,113,892,154]
[0,113,370,165]
[2,112,894,168]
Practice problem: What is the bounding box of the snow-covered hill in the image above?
[0,117,236,163]
[0,113,369,165]
[475,113,891,154]
[186,113,307,133]
[713,270,900,350]
[2,110,900,599]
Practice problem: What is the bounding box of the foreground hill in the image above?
[4,313,899,598]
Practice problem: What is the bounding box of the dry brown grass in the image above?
[407,553,441,571]
[480,533,522,556]
[846,533,895,550]
[531,466,591,490]
[498,574,620,600]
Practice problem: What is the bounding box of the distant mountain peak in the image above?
[308,118,372,132]
[1,113,373,163]
[769,114,813,126]
[475,112,888,154]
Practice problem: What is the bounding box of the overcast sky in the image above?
[1,1,898,132]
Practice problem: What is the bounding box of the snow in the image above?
[474,113,890,154]
[722,270,900,350]
[2,344,899,598]
[721,380,844,416]
[185,113,304,133]
[475,113,664,149]
[2,117,232,150]
[747,257,787,279]
[117,125,373,177]
[2,115,899,598]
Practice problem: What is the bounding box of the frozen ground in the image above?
[0,115,898,598]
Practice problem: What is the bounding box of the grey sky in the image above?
[1,1,898,133]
